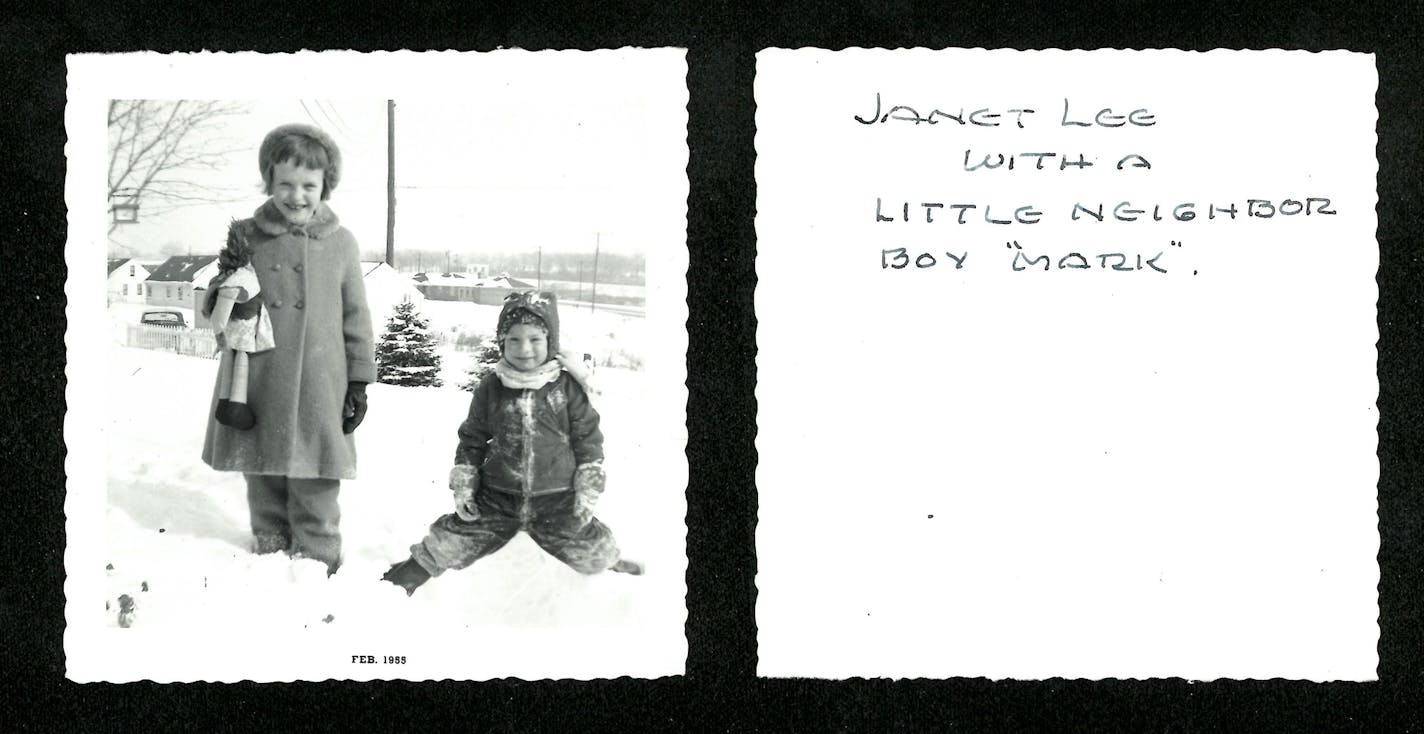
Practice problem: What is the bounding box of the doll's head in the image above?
[217,219,254,277]
[258,124,341,225]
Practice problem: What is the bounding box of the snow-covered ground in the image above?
[92,303,685,678]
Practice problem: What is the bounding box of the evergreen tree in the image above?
[375,299,443,387]
[459,337,502,392]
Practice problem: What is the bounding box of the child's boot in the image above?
[252,531,290,555]
[610,558,644,575]
[381,557,431,596]
[216,400,256,430]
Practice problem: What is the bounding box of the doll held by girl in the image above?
[206,222,276,430]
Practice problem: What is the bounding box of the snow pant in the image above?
[411,487,620,576]
[244,473,342,572]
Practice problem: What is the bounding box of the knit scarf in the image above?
[494,359,562,390]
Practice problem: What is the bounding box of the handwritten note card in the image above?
[755,49,1378,680]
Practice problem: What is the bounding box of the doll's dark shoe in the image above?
[381,558,431,596]
[610,558,644,575]
[217,400,256,430]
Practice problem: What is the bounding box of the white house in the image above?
[107,258,151,305]
[144,255,220,317]
[361,261,425,322]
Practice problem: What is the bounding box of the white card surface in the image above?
[755,49,1378,680]
[66,50,688,682]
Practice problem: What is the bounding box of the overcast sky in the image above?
[102,54,685,261]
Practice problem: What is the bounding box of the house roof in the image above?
[145,255,218,283]
[107,258,130,275]
[494,275,536,288]
[417,272,473,287]
[408,270,537,289]
[415,272,539,289]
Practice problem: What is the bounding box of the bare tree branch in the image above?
[107,99,250,234]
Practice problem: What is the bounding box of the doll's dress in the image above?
[219,264,275,354]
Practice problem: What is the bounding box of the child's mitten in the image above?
[572,462,606,526]
[449,463,480,521]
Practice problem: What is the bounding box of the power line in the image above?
[312,100,340,135]
[314,100,353,140]
[322,100,356,139]
[298,100,323,130]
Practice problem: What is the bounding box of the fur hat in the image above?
[496,291,560,359]
[258,124,342,198]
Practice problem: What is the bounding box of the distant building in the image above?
[106,258,151,305]
[413,273,536,305]
[144,255,220,311]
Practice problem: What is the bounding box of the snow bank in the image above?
[90,343,685,679]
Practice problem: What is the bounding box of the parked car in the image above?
[140,310,188,329]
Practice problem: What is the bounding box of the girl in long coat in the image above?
[202,124,376,573]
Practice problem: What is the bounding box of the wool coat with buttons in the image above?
[202,200,376,480]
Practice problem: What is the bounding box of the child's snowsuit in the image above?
[411,295,621,576]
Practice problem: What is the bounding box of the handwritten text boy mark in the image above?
[880,244,1167,274]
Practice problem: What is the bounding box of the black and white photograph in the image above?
[64,50,689,681]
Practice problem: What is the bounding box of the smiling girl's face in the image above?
[269,159,325,225]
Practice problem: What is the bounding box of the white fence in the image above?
[124,324,219,360]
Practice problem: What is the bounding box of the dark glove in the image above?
[342,382,368,434]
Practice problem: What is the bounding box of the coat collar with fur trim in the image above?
[252,199,342,239]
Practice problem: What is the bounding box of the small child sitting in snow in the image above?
[382,291,641,595]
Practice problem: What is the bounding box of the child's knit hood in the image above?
[496,291,561,360]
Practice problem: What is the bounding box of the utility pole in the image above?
[536,246,543,290]
[386,100,396,267]
[591,232,600,312]
[577,262,583,302]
